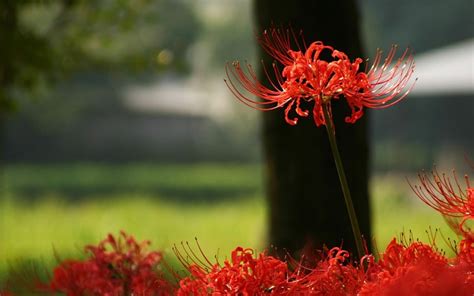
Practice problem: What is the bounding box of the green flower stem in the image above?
[321,102,364,259]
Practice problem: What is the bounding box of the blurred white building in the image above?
[412,38,474,95]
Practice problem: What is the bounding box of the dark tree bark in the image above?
[0,1,18,168]
[254,0,371,256]
[0,0,17,112]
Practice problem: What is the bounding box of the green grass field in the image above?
[0,164,458,287]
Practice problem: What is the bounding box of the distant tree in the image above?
[0,0,200,115]
[255,0,371,256]
[0,0,200,166]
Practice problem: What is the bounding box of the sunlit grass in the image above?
[0,194,265,280]
[371,174,458,254]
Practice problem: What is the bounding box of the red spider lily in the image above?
[411,170,473,239]
[39,231,173,295]
[359,239,473,296]
[176,246,290,295]
[290,247,368,295]
[376,238,448,272]
[48,260,121,295]
[225,28,415,127]
[457,238,474,265]
[85,231,163,275]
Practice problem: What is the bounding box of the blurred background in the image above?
[1,0,473,284]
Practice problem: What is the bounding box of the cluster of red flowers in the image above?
[359,239,473,295]
[225,28,415,126]
[176,246,365,295]
[38,231,173,295]
[9,231,469,295]
[174,240,472,295]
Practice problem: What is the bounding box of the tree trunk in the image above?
[0,0,17,113]
[0,1,18,168]
[254,0,371,256]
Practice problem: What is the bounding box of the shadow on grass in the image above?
[10,185,260,203]
[2,163,263,203]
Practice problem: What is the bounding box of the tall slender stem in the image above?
[321,102,364,259]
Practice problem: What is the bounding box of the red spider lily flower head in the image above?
[47,260,121,295]
[85,231,164,272]
[39,231,173,295]
[290,247,368,295]
[175,245,290,295]
[376,238,448,272]
[225,28,415,127]
[457,238,474,265]
[410,169,474,240]
[359,238,473,296]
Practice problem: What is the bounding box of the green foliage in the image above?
[0,0,201,114]
[199,3,256,69]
